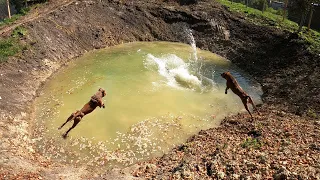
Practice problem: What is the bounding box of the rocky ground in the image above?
[0,0,319,179]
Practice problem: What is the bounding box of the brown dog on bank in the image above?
[58,88,106,138]
[221,71,258,118]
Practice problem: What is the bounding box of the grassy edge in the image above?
[217,0,320,54]
[0,7,31,27]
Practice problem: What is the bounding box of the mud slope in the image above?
[0,0,319,179]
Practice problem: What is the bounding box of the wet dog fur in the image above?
[221,71,258,118]
[58,88,106,138]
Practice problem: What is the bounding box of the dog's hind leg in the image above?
[62,116,81,139]
[242,98,253,119]
[248,96,260,115]
[58,111,77,130]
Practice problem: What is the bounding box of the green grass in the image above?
[0,27,27,62]
[12,26,28,38]
[0,39,20,62]
[0,7,30,27]
[241,137,263,149]
[217,0,320,54]
[307,108,319,119]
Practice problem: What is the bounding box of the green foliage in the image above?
[265,7,282,16]
[306,108,318,119]
[12,0,48,12]
[0,39,20,62]
[218,0,320,54]
[12,26,28,38]
[20,6,31,15]
[0,26,27,62]
[250,0,267,11]
[241,137,263,149]
[0,7,30,27]
[0,14,22,26]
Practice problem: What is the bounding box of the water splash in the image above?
[143,29,215,92]
[186,28,198,62]
[144,54,202,91]
[185,28,211,86]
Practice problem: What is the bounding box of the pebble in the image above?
[217,171,225,179]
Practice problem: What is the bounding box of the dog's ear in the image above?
[221,72,226,77]
[221,71,231,78]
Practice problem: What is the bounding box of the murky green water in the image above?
[34,41,262,168]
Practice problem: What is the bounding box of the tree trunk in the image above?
[6,0,11,19]
[283,0,288,21]
[307,4,314,31]
[298,4,310,32]
[262,0,265,13]
[298,13,306,32]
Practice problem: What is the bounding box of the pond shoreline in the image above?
[0,0,319,179]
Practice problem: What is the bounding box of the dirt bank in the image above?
[0,0,319,179]
[130,105,320,179]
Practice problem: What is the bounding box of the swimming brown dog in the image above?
[221,71,258,118]
[58,88,106,138]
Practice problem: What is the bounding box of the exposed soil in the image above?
[131,105,320,179]
[0,0,319,179]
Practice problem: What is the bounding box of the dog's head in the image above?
[221,71,230,79]
[98,88,106,97]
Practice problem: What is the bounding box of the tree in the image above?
[289,0,320,32]
[11,0,24,12]
[289,0,312,32]
[6,0,11,19]
[307,0,320,31]
[307,3,314,31]
[283,0,288,21]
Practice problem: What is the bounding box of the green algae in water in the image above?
[34,41,262,168]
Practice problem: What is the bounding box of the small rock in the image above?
[273,166,290,180]
[216,171,225,179]
[258,155,267,164]
[181,169,194,179]
[145,163,157,173]
[232,174,240,179]
[21,112,27,117]
[310,144,320,151]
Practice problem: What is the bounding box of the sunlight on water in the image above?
[33,41,262,169]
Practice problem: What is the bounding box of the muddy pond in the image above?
[34,41,262,169]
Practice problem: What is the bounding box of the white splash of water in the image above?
[144,54,202,91]
[143,28,216,92]
[186,28,198,62]
[185,28,207,82]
